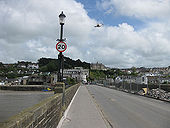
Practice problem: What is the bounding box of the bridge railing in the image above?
[0,83,80,128]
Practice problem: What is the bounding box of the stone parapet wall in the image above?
[0,83,80,128]
[64,83,79,107]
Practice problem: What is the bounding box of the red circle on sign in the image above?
[56,41,67,52]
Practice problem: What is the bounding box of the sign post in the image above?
[56,41,67,82]
[56,41,67,52]
[56,11,67,106]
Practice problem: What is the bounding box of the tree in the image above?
[47,61,57,72]
[38,56,90,72]
[66,77,76,85]
[0,62,3,67]
[90,70,106,80]
[6,73,17,79]
[38,58,57,67]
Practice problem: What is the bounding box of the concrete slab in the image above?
[59,85,107,128]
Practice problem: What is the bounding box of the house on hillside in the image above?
[63,67,89,83]
[17,61,28,68]
[140,73,160,85]
[149,67,170,74]
[21,75,51,85]
[136,67,150,75]
[115,75,137,84]
[159,77,170,84]
[27,63,39,69]
[90,62,107,70]
[115,76,122,83]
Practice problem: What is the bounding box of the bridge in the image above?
[0,84,170,128]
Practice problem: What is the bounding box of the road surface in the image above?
[87,85,170,128]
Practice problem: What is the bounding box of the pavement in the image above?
[58,85,108,128]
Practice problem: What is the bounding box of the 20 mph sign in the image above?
[56,41,67,52]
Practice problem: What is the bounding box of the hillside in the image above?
[38,56,90,72]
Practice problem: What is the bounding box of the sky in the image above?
[0,0,170,68]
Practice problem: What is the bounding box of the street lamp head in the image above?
[59,11,66,25]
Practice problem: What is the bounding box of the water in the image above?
[0,90,53,122]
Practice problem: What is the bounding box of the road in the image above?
[87,85,170,128]
[0,90,53,122]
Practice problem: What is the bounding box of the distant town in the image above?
[0,57,170,87]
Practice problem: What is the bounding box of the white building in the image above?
[0,82,5,85]
[63,67,89,83]
[50,74,58,85]
[27,63,39,69]
[116,76,137,84]
[115,76,122,83]
[138,73,160,85]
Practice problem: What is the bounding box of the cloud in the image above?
[93,0,170,67]
[85,21,170,68]
[0,0,170,68]
[98,0,170,20]
[0,0,96,63]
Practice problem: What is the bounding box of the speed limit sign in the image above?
[56,41,67,52]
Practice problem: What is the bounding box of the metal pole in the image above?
[58,53,62,82]
[60,24,64,41]
[61,53,64,82]
[60,52,63,82]
[57,11,66,106]
[57,23,64,82]
[60,24,64,82]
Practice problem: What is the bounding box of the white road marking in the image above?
[57,85,81,128]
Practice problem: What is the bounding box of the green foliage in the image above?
[131,67,136,72]
[66,77,76,85]
[63,57,90,69]
[114,69,124,76]
[90,70,106,80]
[0,62,3,67]
[38,58,57,67]
[38,58,58,72]
[6,73,17,79]
[131,72,138,76]
[130,67,138,76]
[89,68,139,80]
[46,61,58,72]
[87,77,91,82]
[0,65,17,74]
[38,56,90,72]
[39,66,48,72]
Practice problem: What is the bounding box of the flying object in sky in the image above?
[94,23,103,27]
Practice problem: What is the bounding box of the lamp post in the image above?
[58,11,66,82]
